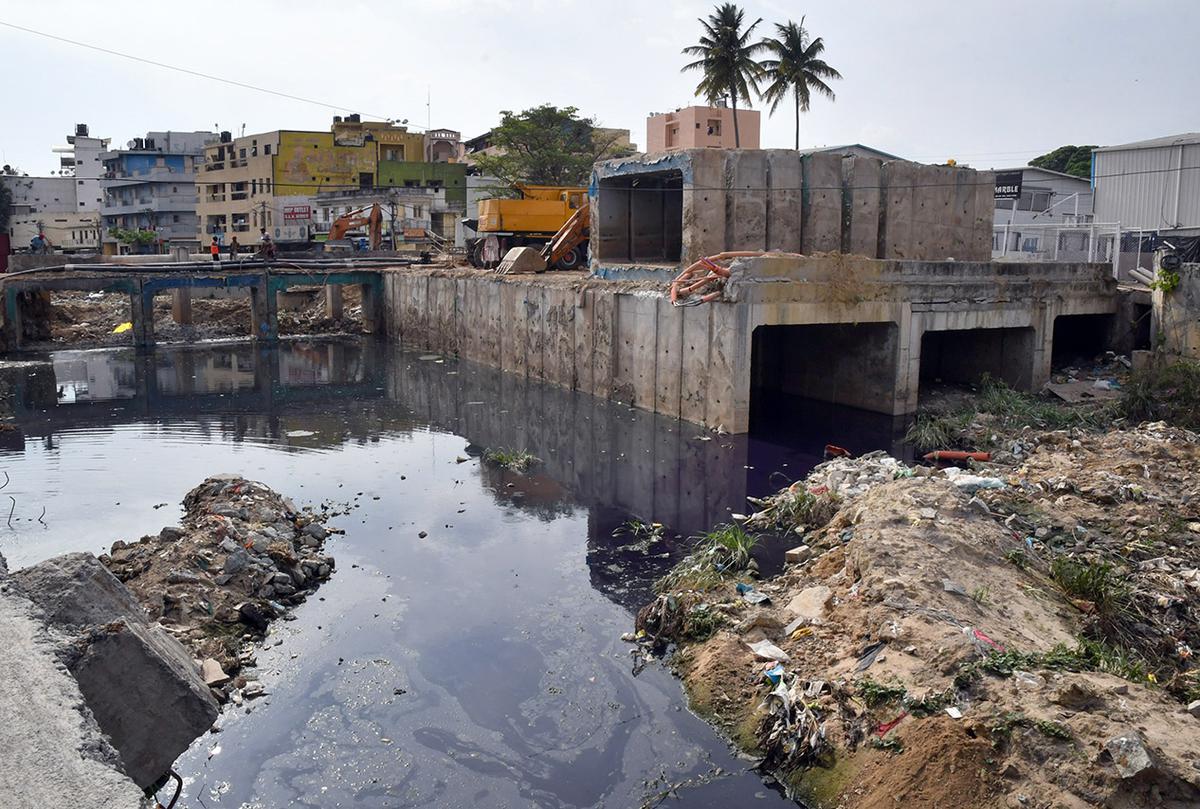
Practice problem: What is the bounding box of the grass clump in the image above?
[904,412,971,451]
[954,640,1149,690]
[483,447,539,472]
[977,376,1104,431]
[656,523,760,592]
[748,487,841,534]
[856,678,908,708]
[1049,557,1130,619]
[988,713,1072,748]
[1120,360,1200,428]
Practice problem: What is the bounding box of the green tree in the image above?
[109,227,157,247]
[759,18,842,150]
[473,105,631,187]
[1030,145,1096,178]
[681,3,765,147]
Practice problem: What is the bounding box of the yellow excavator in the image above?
[468,184,588,269]
[327,204,383,250]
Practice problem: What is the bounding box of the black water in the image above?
[0,338,906,808]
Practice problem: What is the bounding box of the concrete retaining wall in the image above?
[590,150,994,278]
[384,259,1118,433]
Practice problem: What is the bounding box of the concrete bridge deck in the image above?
[2,266,386,349]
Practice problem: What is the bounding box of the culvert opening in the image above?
[750,321,900,422]
[151,287,252,342]
[47,290,133,346]
[919,327,1035,392]
[1051,314,1114,368]
[596,170,683,264]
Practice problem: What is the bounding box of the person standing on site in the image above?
[210,236,220,263]
[258,228,276,260]
[228,236,240,260]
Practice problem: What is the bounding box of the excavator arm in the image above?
[329,203,383,248]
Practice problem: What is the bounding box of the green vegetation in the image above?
[1150,268,1181,294]
[1029,145,1096,179]
[903,412,971,451]
[656,523,760,592]
[856,678,907,708]
[483,447,539,473]
[1049,557,1130,619]
[472,105,632,187]
[954,640,1149,690]
[759,18,842,150]
[751,486,840,533]
[108,227,158,247]
[681,4,765,148]
[1120,360,1200,429]
[988,712,1073,748]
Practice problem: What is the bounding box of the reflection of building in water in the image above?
[156,348,258,395]
[53,351,137,403]
[280,342,366,386]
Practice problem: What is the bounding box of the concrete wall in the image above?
[384,257,1117,433]
[590,150,994,276]
[1154,263,1200,359]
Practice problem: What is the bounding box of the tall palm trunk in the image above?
[794,91,800,151]
[730,87,741,147]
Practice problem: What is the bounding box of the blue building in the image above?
[101,131,216,253]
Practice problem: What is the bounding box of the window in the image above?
[264,145,271,155]
[78,179,84,184]
[173,214,180,223]
[252,180,257,195]
[706,119,721,136]
[239,148,246,159]
[251,146,257,156]
[172,186,177,193]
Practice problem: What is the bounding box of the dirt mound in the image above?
[645,441,1200,808]
[100,476,341,699]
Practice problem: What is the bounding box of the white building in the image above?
[992,166,1094,258]
[1093,133,1200,237]
[2,124,110,253]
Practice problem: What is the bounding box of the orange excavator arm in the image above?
[540,202,589,268]
[329,204,383,244]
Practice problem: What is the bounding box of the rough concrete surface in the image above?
[14,552,219,789]
[0,580,144,809]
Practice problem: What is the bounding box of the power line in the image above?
[0,20,427,131]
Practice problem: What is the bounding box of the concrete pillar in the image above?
[801,152,843,254]
[171,288,193,325]
[249,276,277,342]
[130,281,154,349]
[360,282,381,334]
[325,285,344,320]
[3,287,24,350]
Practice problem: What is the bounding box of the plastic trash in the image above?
[112,321,133,334]
[765,663,785,684]
[747,639,790,662]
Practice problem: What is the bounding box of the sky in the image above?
[1,0,1198,175]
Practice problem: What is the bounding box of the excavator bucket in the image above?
[497,246,547,275]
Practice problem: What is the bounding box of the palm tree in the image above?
[759,17,842,150]
[681,3,765,148]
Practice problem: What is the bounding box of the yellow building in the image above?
[196,117,422,246]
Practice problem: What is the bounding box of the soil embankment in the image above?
[639,411,1200,808]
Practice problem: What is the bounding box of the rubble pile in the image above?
[644,435,1200,809]
[101,475,340,696]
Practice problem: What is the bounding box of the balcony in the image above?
[206,194,226,203]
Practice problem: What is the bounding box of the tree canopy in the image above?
[1030,145,1096,178]
[681,3,765,147]
[473,105,632,188]
[759,17,842,150]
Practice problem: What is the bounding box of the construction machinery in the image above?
[496,201,591,274]
[326,204,383,251]
[467,184,588,269]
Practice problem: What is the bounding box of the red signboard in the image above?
[283,205,311,221]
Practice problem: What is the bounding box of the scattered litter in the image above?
[285,430,316,438]
[112,321,133,334]
[945,706,963,719]
[855,641,886,672]
[747,639,791,662]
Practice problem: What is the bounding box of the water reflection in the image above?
[0,338,908,807]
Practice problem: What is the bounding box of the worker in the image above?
[210,237,221,263]
[228,236,240,260]
[258,228,276,260]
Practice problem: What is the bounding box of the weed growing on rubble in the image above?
[483,447,539,472]
[655,524,760,592]
[988,712,1072,748]
[1121,360,1200,429]
[856,678,908,707]
[757,487,841,533]
[977,377,1106,431]
[1050,557,1130,618]
[954,640,1148,690]
[904,412,971,451]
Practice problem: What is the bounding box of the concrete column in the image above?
[1030,302,1056,391]
[325,285,344,320]
[3,287,24,350]
[171,288,193,325]
[131,281,154,349]
[249,276,278,342]
[360,282,381,334]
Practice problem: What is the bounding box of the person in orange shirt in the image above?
[210,237,221,262]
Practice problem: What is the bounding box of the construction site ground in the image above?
[637,377,1200,809]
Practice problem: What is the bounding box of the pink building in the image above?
[646,105,761,152]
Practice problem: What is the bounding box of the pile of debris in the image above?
[101,475,340,699]
[643,434,1200,808]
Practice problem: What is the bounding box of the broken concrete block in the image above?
[784,545,812,565]
[497,246,547,274]
[12,552,146,628]
[1187,699,1200,718]
[1106,732,1155,779]
[201,657,230,686]
[71,620,219,788]
[785,585,832,621]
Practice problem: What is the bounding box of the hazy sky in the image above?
[2,0,1197,175]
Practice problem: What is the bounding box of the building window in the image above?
[707,119,721,136]
[239,148,246,159]
[173,214,180,223]
[252,180,257,195]
[264,145,271,155]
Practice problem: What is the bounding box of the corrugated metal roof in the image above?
[1094,133,1200,153]
[995,166,1092,184]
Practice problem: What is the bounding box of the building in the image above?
[991,165,1094,259]
[423,129,464,163]
[1,124,109,252]
[1093,133,1200,236]
[196,117,455,248]
[101,131,217,254]
[312,187,444,246]
[646,105,760,151]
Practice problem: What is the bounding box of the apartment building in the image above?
[101,130,217,253]
[646,105,760,151]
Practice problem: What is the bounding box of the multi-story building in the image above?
[646,104,760,151]
[101,131,217,254]
[423,129,464,163]
[1,124,109,252]
[196,116,464,248]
